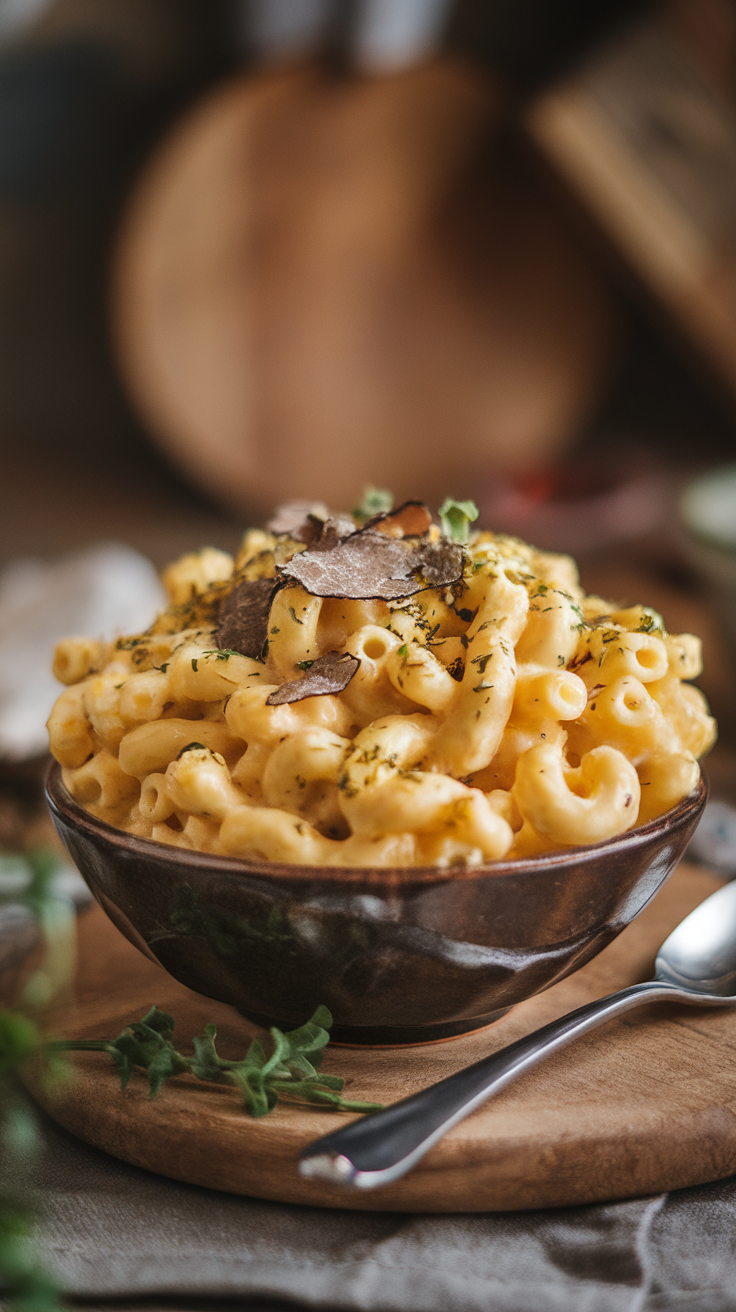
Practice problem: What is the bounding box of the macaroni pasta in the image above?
[48,512,715,867]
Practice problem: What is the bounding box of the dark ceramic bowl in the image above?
[46,762,706,1044]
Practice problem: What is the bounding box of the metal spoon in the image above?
[300,878,736,1189]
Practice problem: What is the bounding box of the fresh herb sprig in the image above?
[48,1005,383,1120]
[438,498,479,544]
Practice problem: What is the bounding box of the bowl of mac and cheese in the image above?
[46,498,711,1043]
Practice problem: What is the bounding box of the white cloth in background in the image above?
[0,543,164,760]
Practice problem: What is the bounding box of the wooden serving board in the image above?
[22,863,736,1212]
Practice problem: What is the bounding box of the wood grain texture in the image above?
[23,862,736,1212]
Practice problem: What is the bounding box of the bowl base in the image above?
[239,1007,511,1047]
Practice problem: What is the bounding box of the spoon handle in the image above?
[299,980,700,1189]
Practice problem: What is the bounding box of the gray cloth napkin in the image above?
[27,1099,736,1312]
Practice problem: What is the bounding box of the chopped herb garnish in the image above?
[191,658,198,672]
[438,498,479,544]
[635,608,664,634]
[48,1005,383,1119]
[398,644,408,658]
[201,649,242,661]
[473,682,494,692]
[296,659,314,671]
[353,485,394,522]
[471,653,492,673]
[288,607,303,625]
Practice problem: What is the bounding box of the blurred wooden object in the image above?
[112,58,615,514]
[528,6,736,401]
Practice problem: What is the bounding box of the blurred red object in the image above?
[478,453,669,554]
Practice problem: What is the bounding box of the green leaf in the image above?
[352,486,393,522]
[190,1024,228,1083]
[133,1006,176,1042]
[99,1006,187,1095]
[146,1046,189,1100]
[0,1012,39,1077]
[438,498,479,544]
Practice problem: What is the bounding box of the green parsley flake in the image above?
[353,486,394,522]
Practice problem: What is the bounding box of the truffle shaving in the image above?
[310,515,358,549]
[267,500,330,542]
[215,577,279,659]
[282,530,464,600]
[415,538,466,588]
[266,650,360,704]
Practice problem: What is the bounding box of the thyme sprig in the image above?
[48,1005,383,1120]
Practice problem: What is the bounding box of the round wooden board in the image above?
[23,862,736,1212]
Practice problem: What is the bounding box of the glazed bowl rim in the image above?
[45,760,707,886]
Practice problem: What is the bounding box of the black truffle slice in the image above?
[267,500,329,543]
[415,538,466,588]
[310,514,358,549]
[282,531,464,600]
[265,650,360,705]
[362,500,432,537]
[215,577,279,659]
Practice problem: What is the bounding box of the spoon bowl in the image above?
[655,880,736,995]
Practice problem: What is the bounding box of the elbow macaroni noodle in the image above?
[48,529,715,867]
